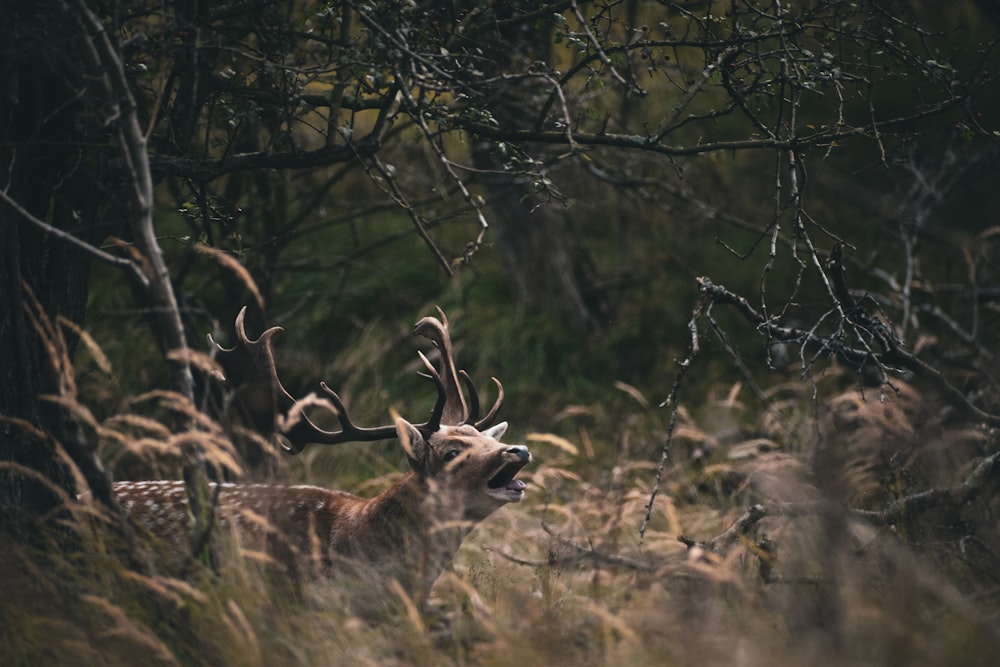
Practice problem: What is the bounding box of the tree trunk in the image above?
[472,147,609,331]
[452,0,609,331]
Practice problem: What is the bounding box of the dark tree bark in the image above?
[472,149,610,332]
[0,4,107,530]
[453,0,610,331]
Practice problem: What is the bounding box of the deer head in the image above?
[209,306,528,515]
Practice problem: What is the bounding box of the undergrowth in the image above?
[2,310,999,667]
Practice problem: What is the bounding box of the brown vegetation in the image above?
[2,309,998,666]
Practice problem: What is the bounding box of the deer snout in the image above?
[505,445,531,462]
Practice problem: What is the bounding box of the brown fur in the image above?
[113,420,530,597]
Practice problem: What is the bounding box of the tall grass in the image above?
[2,308,998,667]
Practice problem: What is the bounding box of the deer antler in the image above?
[413,308,466,425]
[413,307,503,429]
[212,307,446,454]
[460,370,505,429]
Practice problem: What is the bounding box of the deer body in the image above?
[112,309,529,598]
[115,420,529,594]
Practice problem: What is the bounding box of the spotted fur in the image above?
[113,420,530,596]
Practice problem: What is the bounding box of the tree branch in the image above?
[0,189,149,291]
[66,0,195,403]
[697,276,1000,426]
[459,93,972,157]
[145,138,380,181]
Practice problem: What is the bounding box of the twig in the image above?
[640,298,703,541]
[851,451,1000,526]
[568,0,643,96]
[65,0,195,404]
[540,521,657,572]
[145,139,380,180]
[678,504,768,554]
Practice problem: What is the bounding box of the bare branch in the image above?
[697,276,1000,426]
[64,0,195,402]
[146,139,380,181]
[0,188,149,290]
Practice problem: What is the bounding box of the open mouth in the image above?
[486,460,528,500]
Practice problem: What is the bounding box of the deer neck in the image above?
[359,473,471,584]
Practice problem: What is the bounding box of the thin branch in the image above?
[540,520,658,572]
[697,276,1000,426]
[144,139,380,181]
[568,0,643,96]
[678,504,768,555]
[66,0,195,403]
[641,299,702,542]
[366,155,453,276]
[0,188,149,290]
[460,92,971,157]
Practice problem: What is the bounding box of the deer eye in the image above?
[443,449,461,462]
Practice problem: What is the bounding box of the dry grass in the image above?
[2,323,999,667]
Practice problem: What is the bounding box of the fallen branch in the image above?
[678,504,768,555]
[851,451,1000,526]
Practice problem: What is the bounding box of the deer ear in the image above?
[481,421,508,441]
[396,418,429,473]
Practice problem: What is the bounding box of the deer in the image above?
[111,308,531,602]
